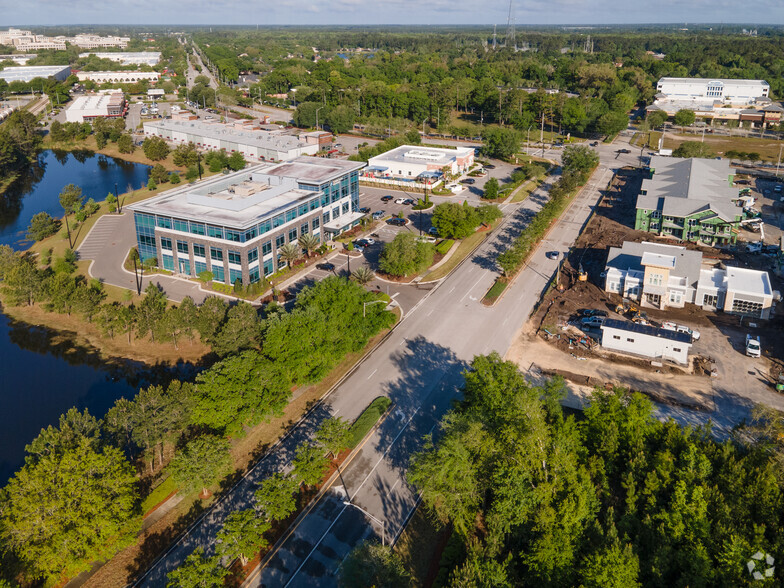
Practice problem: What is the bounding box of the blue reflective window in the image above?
[263,259,274,276]
[162,254,174,270]
[228,250,241,265]
[276,234,285,248]
[245,227,257,241]
[301,223,309,235]
[312,217,320,230]
[249,266,260,283]
[298,203,309,216]
[211,264,225,283]
[190,222,205,236]
[225,229,241,242]
[248,247,258,263]
[210,247,223,261]
[309,198,319,211]
[193,244,205,258]
[177,240,189,254]
[262,241,272,256]
[272,215,285,228]
[160,237,172,250]
[156,216,172,229]
[207,225,223,239]
[288,228,297,242]
[194,260,207,275]
[258,220,271,235]
[229,268,243,285]
[285,209,297,222]
[174,219,189,232]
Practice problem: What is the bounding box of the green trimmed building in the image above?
[635,156,743,246]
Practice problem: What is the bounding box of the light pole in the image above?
[316,106,325,131]
[343,501,386,546]
[777,143,783,179]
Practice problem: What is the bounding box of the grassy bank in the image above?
[422,219,500,282]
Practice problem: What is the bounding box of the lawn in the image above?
[348,396,392,447]
[421,220,500,282]
[510,177,544,203]
[662,133,784,161]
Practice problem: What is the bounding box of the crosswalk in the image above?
[77,214,127,260]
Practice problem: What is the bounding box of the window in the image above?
[224,229,241,243]
[174,219,189,232]
[703,294,717,307]
[228,250,241,265]
[264,259,274,276]
[286,209,297,223]
[156,216,172,229]
[245,227,257,241]
[332,206,340,219]
[193,244,205,258]
[323,212,330,225]
[211,264,225,283]
[210,247,223,261]
[273,214,285,228]
[648,273,663,286]
[262,241,272,256]
[673,347,682,353]
[342,202,350,214]
[194,260,207,275]
[207,225,224,239]
[258,220,271,235]
[229,268,243,286]
[731,298,763,316]
[298,203,309,216]
[249,266,260,283]
[626,338,634,342]
[177,240,189,254]
[288,228,297,242]
[301,222,309,235]
[613,335,620,340]
[162,254,174,270]
[669,291,682,304]
[276,234,286,248]
[190,222,205,236]
[312,217,320,230]
[160,237,172,250]
[248,247,258,263]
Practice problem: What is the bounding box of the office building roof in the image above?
[146,119,316,154]
[0,64,70,82]
[606,241,703,288]
[78,51,161,65]
[67,93,123,111]
[637,156,742,221]
[262,157,364,185]
[658,77,769,87]
[601,319,692,344]
[726,266,773,297]
[369,144,474,166]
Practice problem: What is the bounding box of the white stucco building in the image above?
[600,319,693,365]
[65,92,126,122]
[656,78,769,105]
[143,120,319,162]
[78,52,162,66]
[366,145,474,180]
[76,71,160,84]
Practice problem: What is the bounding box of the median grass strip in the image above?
[435,239,454,255]
[482,279,508,304]
[422,220,500,282]
[348,396,392,447]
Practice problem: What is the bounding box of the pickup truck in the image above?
[746,334,761,358]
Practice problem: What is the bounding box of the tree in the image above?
[561,98,588,133]
[483,177,499,200]
[143,136,170,161]
[316,417,353,459]
[298,233,320,258]
[59,184,83,249]
[105,192,117,212]
[166,547,228,588]
[278,242,301,267]
[172,143,199,167]
[561,145,600,174]
[482,127,520,160]
[405,128,422,144]
[378,232,434,277]
[325,104,355,133]
[339,542,410,588]
[117,133,135,154]
[293,101,325,128]
[254,473,299,521]
[597,111,629,136]
[647,110,668,129]
[672,141,716,159]
[216,509,270,567]
[169,171,181,184]
[209,301,260,357]
[292,442,330,487]
[351,266,374,286]
[227,151,246,171]
[135,282,167,341]
[26,211,60,241]
[147,177,158,191]
[431,202,480,239]
[1,438,139,580]
[169,435,232,496]
[579,541,641,588]
[150,163,170,184]
[674,109,696,126]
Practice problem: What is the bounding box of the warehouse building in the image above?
[78,52,161,66]
[127,157,364,285]
[600,319,693,365]
[76,71,160,84]
[0,64,71,83]
[365,145,474,180]
[143,119,319,162]
[635,156,742,245]
[604,240,778,318]
[64,92,126,123]
[656,78,770,104]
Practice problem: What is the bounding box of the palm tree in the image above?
[298,233,320,258]
[278,242,301,267]
[352,266,375,286]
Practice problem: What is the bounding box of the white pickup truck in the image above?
[746,334,762,358]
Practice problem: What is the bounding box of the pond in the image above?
[0,149,151,483]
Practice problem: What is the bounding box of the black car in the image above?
[387,218,407,226]
[402,198,415,205]
[590,141,599,147]
[616,148,631,154]
[461,178,476,185]
[353,238,375,248]
[358,207,371,214]
[381,195,393,202]
[578,309,608,318]
[484,164,496,169]
[316,262,335,271]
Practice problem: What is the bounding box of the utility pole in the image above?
[777,143,783,178]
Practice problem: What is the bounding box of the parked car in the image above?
[546,251,560,260]
[616,148,631,154]
[580,316,606,328]
[746,334,762,358]
[578,309,608,318]
[484,164,496,169]
[353,238,375,248]
[402,198,415,205]
[461,178,476,185]
[316,262,335,271]
[394,198,406,204]
[746,242,763,253]
[387,218,408,226]
[381,195,393,202]
[590,141,599,147]
[372,210,385,220]
[662,322,701,341]
[428,226,439,236]
[358,207,371,214]
[417,236,437,244]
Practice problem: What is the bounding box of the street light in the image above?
[343,501,386,546]
[316,106,325,131]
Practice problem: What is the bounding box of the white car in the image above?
[662,322,700,341]
[394,198,406,204]
[746,334,761,358]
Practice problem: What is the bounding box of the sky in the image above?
[5,0,784,27]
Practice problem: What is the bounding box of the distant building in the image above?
[76,71,160,84]
[635,156,743,246]
[64,92,125,123]
[127,158,364,284]
[366,145,474,180]
[69,34,130,49]
[143,119,319,162]
[146,88,165,98]
[301,130,332,150]
[0,64,70,83]
[600,319,692,365]
[0,54,37,65]
[0,28,129,51]
[78,52,161,66]
[604,240,778,318]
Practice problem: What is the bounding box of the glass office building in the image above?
[128,157,364,286]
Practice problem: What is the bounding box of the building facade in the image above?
[143,120,319,162]
[656,78,769,104]
[600,319,692,365]
[635,156,742,245]
[128,158,364,286]
[65,92,126,122]
[76,71,160,84]
[0,29,128,51]
[366,145,474,180]
[78,52,161,66]
[604,240,777,318]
